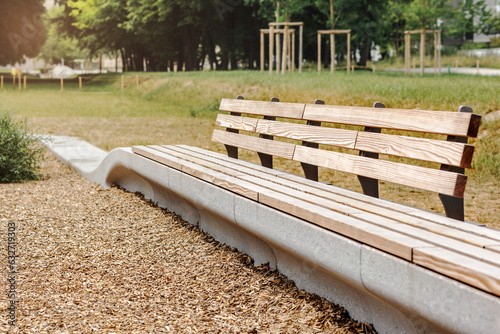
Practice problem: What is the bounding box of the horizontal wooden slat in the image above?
[181,145,500,243]
[259,191,432,261]
[220,98,305,119]
[215,114,258,132]
[132,146,260,201]
[255,119,357,149]
[413,247,500,297]
[303,104,481,137]
[212,129,296,160]
[292,145,467,197]
[355,131,474,168]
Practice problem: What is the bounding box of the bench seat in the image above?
[132,144,500,298]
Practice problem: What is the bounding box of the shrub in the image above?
[0,107,44,183]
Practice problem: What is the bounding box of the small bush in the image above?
[0,108,44,183]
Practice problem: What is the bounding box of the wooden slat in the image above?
[413,247,500,297]
[255,119,357,149]
[220,98,305,119]
[132,146,260,201]
[215,114,258,132]
[212,129,296,160]
[292,145,467,198]
[355,131,474,168]
[258,191,432,261]
[177,145,500,243]
[352,213,500,267]
[303,104,481,137]
[166,145,500,249]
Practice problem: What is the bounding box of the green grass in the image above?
[0,70,498,225]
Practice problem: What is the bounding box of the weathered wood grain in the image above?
[133,146,260,201]
[303,103,481,137]
[259,191,432,261]
[212,129,296,160]
[413,247,500,297]
[255,119,357,149]
[292,145,467,197]
[355,131,474,167]
[219,98,305,119]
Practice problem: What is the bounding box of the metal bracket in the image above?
[438,105,472,221]
[300,99,324,181]
[257,97,279,168]
[224,95,244,159]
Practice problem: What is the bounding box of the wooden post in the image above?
[260,30,264,71]
[404,33,407,75]
[438,31,442,75]
[281,26,288,74]
[317,33,322,72]
[121,75,124,91]
[352,65,355,72]
[420,29,425,76]
[330,34,334,72]
[23,76,26,91]
[60,78,63,92]
[347,31,351,73]
[291,31,295,72]
[287,28,291,72]
[299,24,303,73]
[79,76,82,91]
[269,25,274,74]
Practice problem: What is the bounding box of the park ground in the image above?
[0,70,499,227]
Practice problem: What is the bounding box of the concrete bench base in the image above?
[43,136,500,334]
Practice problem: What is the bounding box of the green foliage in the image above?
[0,108,44,183]
[0,0,47,66]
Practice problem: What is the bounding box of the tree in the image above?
[0,0,47,66]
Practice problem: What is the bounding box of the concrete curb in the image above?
[43,136,500,334]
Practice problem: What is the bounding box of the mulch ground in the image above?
[0,154,375,333]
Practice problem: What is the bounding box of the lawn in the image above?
[0,70,499,226]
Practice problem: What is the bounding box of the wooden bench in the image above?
[131,96,500,333]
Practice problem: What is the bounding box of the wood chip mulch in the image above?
[0,154,376,333]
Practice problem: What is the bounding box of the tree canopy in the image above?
[1,0,493,68]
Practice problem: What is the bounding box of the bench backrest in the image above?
[212,96,481,221]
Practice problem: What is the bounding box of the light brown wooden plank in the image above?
[292,145,467,198]
[413,247,500,297]
[352,213,500,267]
[355,131,474,168]
[133,146,260,201]
[219,98,305,119]
[212,129,296,160]
[255,119,356,149]
[215,114,258,132]
[303,104,481,137]
[133,146,183,170]
[176,145,500,249]
[259,191,432,261]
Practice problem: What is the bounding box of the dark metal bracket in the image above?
[257,97,279,168]
[224,95,244,159]
[438,105,472,221]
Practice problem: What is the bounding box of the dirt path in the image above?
[0,154,375,333]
